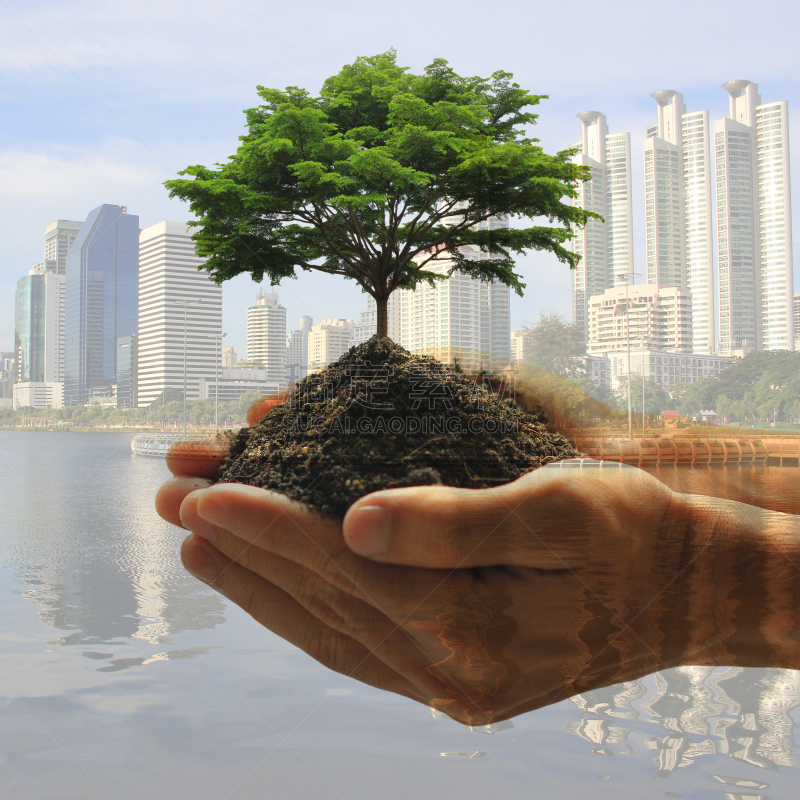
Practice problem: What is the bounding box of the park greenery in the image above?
[5,347,800,430]
[0,389,261,430]
[165,50,594,337]
[514,313,800,428]
[673,350,800,424]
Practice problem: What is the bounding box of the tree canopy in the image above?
[166,50,595,336]
[677,350,800,423]
[516,312,584,377]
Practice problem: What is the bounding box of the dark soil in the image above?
[217,336,579,518]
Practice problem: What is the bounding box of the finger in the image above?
[189,484,452,614]
[246,387,294,426]
[166,435,231,478]
[179,532,426,703]
[181,493,456,677]
[156,476,213,527]
[342,462,666,569]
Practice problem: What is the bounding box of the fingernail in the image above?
[184,534,220,581]
[348,505,392,556]
[196,493,228,530]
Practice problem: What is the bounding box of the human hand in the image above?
[160,448,790,726]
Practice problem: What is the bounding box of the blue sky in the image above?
[0,0,798,358]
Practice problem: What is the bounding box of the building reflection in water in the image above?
[567,666,800,784]
[6,434,226,669]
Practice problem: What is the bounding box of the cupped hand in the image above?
[158,446,731,725]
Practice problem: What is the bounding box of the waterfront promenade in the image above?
[568,431,800,467]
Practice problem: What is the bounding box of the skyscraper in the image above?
[31,219,83,276]
[64,205,139,405]
[644,91,715,354]
[286,315,313,383]
[570,112,633,345]
[137,221,223,407]
[307,319,355,372]
[15,271,64,384]
[23,220,82,397]
[714,80,794,355]
[350,296,400,345]
[395,252,511,374]
[247,289,287,386]
[794,293,800,346]
[222,346,238,369]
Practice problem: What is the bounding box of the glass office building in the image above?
[15,271,64,384]
[116,335,138,409]
[64,204,139,405]
[16,274,47,383]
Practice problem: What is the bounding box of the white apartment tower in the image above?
[395,249,511,374]
[247,289,287,385]
[570,112,633,345]
[286,315,313,383]
[307,319,355,372]
[350,296,400,345]
[644,91,715,354]
[587,283,694,356]
[26,220,82,385]
[715,80,794,354]
[137,222,223,407]
[222,346,238,369]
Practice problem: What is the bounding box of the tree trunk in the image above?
[376,296,389,339]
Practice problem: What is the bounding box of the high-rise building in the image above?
[30,220,83,276]
[509,330,532,364]
[715,80,794,354]
[286,315,313,383]
[570,112,634,344]
[586,283,693,356]
[307,319,355,372]
[137,221,223,407]
[395,249,511,374]
[794,294,800,346]
[15,271,64,384]
[350,296,400,346]
[64,204,139,405]
[0,352,15,402]
[247,289,287,386]
[13,269,65,408]
[116,335,138,409]
[23,220,82,398]
[222,346,238,369]
[644,91,715,354]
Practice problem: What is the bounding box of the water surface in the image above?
[1,432,799,799]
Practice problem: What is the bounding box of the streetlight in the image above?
[640,343,647,437]
[172,299,202,436]
[211,333,227,432]
[617,272,641,439]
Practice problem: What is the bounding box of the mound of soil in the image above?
[217,336,579,518]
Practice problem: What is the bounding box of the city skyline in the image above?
[1,2,797,360]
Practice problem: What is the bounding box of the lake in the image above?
[1,431,799,799]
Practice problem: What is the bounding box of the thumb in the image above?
[342,471,587,570]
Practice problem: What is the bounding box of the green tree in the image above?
[675,377,718,417]
[165,51,595,337]
[618,374,671,415]
[570,376,619,409]
[517,312,584,377]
